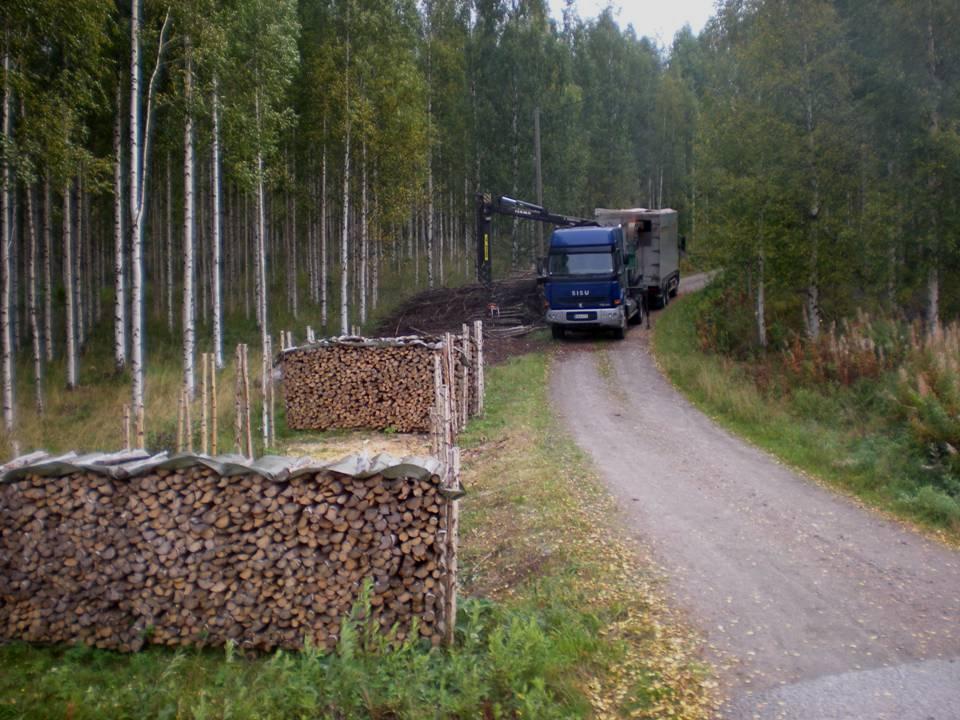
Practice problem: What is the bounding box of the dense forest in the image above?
[1,0,958,450]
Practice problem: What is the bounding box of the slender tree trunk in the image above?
[756,222,767,349]
[1,46,14,432]
[925,6,941,328]
[211,77,223,368]
[130,3,170,446]
[510,75,519,269]
[803,60,821,341]
[182,37,196,399]
[340,32,351,335]
[165,153,174,333]
[63,182,78,389]
[75,177,85,348]
[25,182,42,412]
[42,177,53,362]
[360,137,368,325]
[290,176,298,319]
[321,142,328,330]
[113,80,127,371]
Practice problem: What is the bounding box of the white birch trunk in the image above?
[113,80,127,371]
[340,27,352,335]
[63,182,78,389]
[211,77,223,368]
[165,153,174,332]
[42,177,53,362]
[510,77,519,269]
[75,178,85,348]
[26,182,43,413]
[1,47,14,431]
[360,137,367,325]
[756,241,767,349]
[321,142,328,329]
[182,38,196,399]
[130,4,170,446]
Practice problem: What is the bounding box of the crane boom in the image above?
[476,193,596,285]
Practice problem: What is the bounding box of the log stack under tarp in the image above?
[280,328,484,434]
[0,450,457,653]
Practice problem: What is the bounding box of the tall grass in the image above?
[655,291,960,537]
[0,351,712,719]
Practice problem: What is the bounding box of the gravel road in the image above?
[549,276,960,719]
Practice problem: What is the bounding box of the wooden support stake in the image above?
[234,344,243,454]
[473,320,485,416]
[176,388,185,453]
[122,404,131,450]
[242,344,254,459]
[268,335,276,448]
[432,353,443,456]
[444,446,461,647]
[184,383,193,453]
[210,353,218,455]
[460,324,470,428]
[136,405,145,449]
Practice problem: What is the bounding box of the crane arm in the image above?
[476,193,596,285]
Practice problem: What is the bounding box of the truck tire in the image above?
[612,309,627,340]
[670,274,679,298]
[551,325,565,340]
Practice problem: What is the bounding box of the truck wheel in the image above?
[551,325,565,340]
[670,275,679,298]
[612,309,627,340]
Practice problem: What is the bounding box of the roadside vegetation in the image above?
[654,286,960,542]
[0,349,712,719]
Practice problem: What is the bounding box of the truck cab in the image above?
[542,226,641,339]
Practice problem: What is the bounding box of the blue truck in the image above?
[544,208,681,339]
[474,196,681,340]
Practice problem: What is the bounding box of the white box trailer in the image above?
[595,207,682,308]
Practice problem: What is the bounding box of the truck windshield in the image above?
[548,251,614,276]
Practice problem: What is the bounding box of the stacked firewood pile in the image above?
[0,453,455,652]
[281,323,484,434]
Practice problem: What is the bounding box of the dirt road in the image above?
[550,278,960,719]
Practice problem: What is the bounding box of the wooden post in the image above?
[473,320,485,416]
[176,387,185,453]
[444,446,461,647]
[184,383,193,453]
[136,404,145,449]
[234,344,243,454]
[268,335,276,448]
[306,325,315,343]
[122,404,131,450]
[242,343,253,459]
[432,353,443,456]
[210,352,218,455]
[460,324,470,428]
[200,352,209,454]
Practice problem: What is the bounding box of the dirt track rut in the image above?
[549,279,960,719]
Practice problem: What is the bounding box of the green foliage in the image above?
[655,294,960,536]
[894,325,960,485]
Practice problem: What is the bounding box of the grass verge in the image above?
[653,293,960,544]
[0,349,712,719]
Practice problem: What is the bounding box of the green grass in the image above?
[653,293,960,541]
[0,350,712,720]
